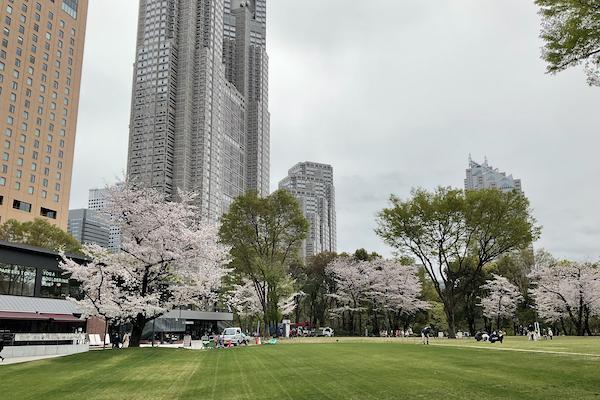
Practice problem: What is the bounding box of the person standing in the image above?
[421,326,432,345]
[548,328,553,340]
[122,333,130,348]
[111,332,120,349]
[0,336,5,362]
[527,324,535,341]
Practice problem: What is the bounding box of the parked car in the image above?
[316,327,334,337]
[220,327,249,346]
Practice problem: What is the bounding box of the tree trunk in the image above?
[584,307,592,336]
[295,300,301,324]
[371,306,379,336]
[129,313,148,348]
[467,315,476,336]
[444,306,457,339]
[560,318,568,336]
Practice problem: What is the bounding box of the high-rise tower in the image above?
[279,162,337,259]
[465,156,522,193]
[223,0,269,196]
[0,0,88,228]
[127,0,269,218]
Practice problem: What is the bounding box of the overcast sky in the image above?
[71,0,600,261]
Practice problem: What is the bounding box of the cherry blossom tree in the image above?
[326,257,427,335]
[227,279,263,317]
[61,182,231,347]
[370,260,429,331]
[529,252,600,336]
[326,257,373,334]
[479,274,523,330]
[61,245,123,348]
[278,291,306,317]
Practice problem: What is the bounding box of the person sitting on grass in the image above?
[421,326,432,345]
[489,331,504,344]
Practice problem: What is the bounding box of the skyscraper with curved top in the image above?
[127,0,269,219]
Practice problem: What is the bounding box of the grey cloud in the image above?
[72,0,600,260]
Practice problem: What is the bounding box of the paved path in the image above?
[0,354,65,365]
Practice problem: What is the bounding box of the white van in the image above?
[221,327,248,346]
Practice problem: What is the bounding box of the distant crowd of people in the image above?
[516,324,555,340]
[380,328,414,338]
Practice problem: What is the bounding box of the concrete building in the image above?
[465,156,522,193]
[127,0,270,219]
[279,162,336,259]
[88,187,121,252]
[67,208,109,248]
[0,1,88,229]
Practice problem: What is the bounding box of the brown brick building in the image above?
[0,0,88,229]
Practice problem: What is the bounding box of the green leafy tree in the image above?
[353,248,382,262]
[0,218,81,254]
[376,188,540,338]
[301,252,338,326]
[219,190,309,334]
[536,0,600,85]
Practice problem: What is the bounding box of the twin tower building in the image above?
[126,0,336,257]
[127,0,270,219]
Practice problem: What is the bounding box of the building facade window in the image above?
[0,264,36,296]
[40,269,78,299]
[61,1,78,19]
[12,199,32,212]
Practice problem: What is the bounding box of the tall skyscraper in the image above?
[127,0,270,219]
[279,162,336,259]
[465,156,522,193]
[67,208,109,248]
[0,1,88,229]
[88,187,121,252]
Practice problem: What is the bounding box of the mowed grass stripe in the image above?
[2,339,600,399]
[261,344,370,400]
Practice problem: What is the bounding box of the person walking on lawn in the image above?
[421,326,432,345]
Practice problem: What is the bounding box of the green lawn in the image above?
[1,337,600,399]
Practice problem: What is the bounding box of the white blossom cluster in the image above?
[529,253,600,325]
[325,258,428,318]
[478,274,523,323]
[61,182,231,323]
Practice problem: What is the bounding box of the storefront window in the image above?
[0,263,36,296]
[40,269,78,299]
